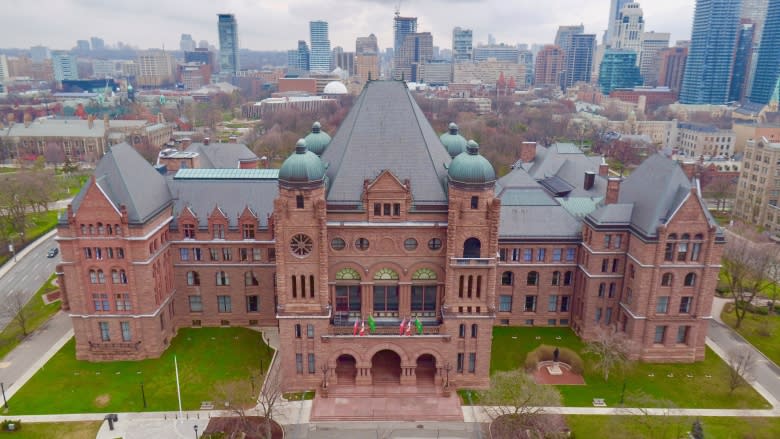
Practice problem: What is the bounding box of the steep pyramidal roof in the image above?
[320,81,452,206]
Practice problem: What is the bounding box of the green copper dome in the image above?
[440,122,467,158]
[448,140,496,186]
[303,121,332,156]
[279,139,326,186]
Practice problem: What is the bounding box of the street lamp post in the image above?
[140,381,147,408]
[193,424,198,439]
[1,382,8,408]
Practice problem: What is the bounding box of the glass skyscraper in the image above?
[679,0,740,104]
[452,27,473,63]
[393,14,417,75]
[217,14,239,75]
[749,0,780,105]
[599,50,643,94]
[309,20,331,73]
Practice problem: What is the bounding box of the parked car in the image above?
[47,248,58,258]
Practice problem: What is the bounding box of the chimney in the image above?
[520,141,536,163]
[605,177,621,205]
[598,161,609,177]
[584,171,595,190]
[681,161,697,181]
[87,114,94,129]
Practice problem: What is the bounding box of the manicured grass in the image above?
[0,421,102,439]
[485,326,769,409]
[6,327,274,414]
[721,305,780,366]
[566,415,780,439]
[283,390,315,401]
[0,274,61,360]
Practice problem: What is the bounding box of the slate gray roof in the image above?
[72,142,172,223]
[168,179,277,228]
[320,81,452,206]
[186,142,258,169]
[587,204,634,226]
[0,118,149,139]
[525,143,606,198]
[615,153,718,237]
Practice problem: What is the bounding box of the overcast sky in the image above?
[3,0,696,52]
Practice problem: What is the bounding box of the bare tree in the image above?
[726,347,756,395]
[257,362,284,439]
[583,326,634,382]
[722,228,773,329]
[480,369,564,438]
[2,291,31,337]
[702,179,736,212]
[613,392,687,439]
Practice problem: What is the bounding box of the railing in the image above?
[450,257,495,266]
[327,325,442,336]
[440,306,496,320]
[88,341,142,351]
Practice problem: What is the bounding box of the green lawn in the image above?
[0,273,61,360]
[721,305,780,366]
[485,326,768,409]
[5,327,274,414]
[0,421,102,439]
[566,415,780,439]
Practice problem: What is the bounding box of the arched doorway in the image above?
[371,350,401,385]
[335,354,357,385]
[463,237,481,258]
[416,354,436,386]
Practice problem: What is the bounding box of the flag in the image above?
[360,318,366,336]
[399,318,406,336]
[368,315,376,334]
[353,317,359,336]
[414,317,423,335]
[405,319,413,336]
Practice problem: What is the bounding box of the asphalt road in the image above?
[0,234,60,331]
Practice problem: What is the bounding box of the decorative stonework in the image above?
[335,268,361,280]
[374,268,399,280]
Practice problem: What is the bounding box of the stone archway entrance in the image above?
[335,354,357,385]
[371,349,401,385]
[416,354,436,386]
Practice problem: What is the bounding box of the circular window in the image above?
[355,237,370,251]
[428,238,442,251]
[404,238,418,251]
[290,234,313,257]
[331,237,346,251]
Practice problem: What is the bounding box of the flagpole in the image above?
[175,355,183,421]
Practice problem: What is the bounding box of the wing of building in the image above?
[57,81,723,392]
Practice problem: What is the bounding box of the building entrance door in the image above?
[415,354,436,386]
[371,349,401,385]
[335,354,357,385]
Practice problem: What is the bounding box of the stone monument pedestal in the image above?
[546,363,563,376]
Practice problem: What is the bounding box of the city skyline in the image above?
[2,0,696,53]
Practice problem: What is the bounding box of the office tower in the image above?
[309,20,331,73]
[742,0,770,41]
[198,40,209,49]
[488,34,496,46]
[90,37,105,51]
[452,27,473,63]
[555,24,584,50]
[607,0,632,45]
[534,45,565,86]
[30,45,50,62]
[217,13,240,75]
[332,47,355,75]
[288,40,310,73]
[473,44,520,63]
[136,50,176,87]
[356,34,379,55]
[639,31,670,86]
[76,40,90,52]
[599,50,643,94]
[730,22,756,102]
[563,33,596,89]
[180,34,196,52]
[52,51,78,81]
[396,32,433,81]
[393,14,417,74]
[680,0,740,104]
[519,49,534,87]
[356,34,380,85]
[613,2,644,54]
[658,46,688,92]
[0,55,9,83]
[749,0,780,105]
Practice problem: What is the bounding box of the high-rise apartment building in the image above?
[309,20,331,73]
[217,13,240,75]
[396,32,433,82]
[393,14,417,75]
[599,50,643,94]
[730,22,756,103]
[52,51,79,81]
[76,40,90,52]
[136,50,175,87]
[534,45,565,87]
[639,32,670,86]
[519,50,534,87]
[749,0,780,105]
[680,0,740,104]
[356,34,379,55]
[180,34,196,52]
[734,136,780,232]
[613,2,644,54]
[452,27,473,63]
[473,44,519,63]
[658,46,688,92]
[90,37,105,51]
[288,40,310,73]
[555,25,584,51]
[0,55,9,84]
[563,33,596,90]
[30,45,50,62]
[332,47,355,75]
[607,0,633,45]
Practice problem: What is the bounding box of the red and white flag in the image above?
[353,317,359,336]
[360,318,366,336]
[405,318,413,336]
[399,318,406,336]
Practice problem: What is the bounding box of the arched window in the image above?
[89,224,95,235]
[80,224,86,235]
[412,268,437,280]
[89,270,97,284]
[459,323,466,338]
[245,271,259,286]
[563,271,573,286]
[97,270,105,284]
[335,268,362,316]
[471,323,478,338]
[373,268,399,280]
[216,271,229,286]
[335,268,361,280]
[411,269,437,316]
[114,225,122,235]
[187,271,200,286]
[463,237,481,258]
[112,269,119,284]
[551,271,561,286]
[527,271,538,286]
[501,271,513,286]
[598,282,606,297]
[684,272,696,287]
[97,223,104,235]
[374,268,399,315]
[118,270,127,284]
[661,273,673,286]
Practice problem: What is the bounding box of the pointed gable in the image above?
[320,81,452,207]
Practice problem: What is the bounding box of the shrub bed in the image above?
[525,344,584,374]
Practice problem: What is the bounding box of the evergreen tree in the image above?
[691,418,704,439]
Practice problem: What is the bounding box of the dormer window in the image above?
[242,224,255,239]
[183,224,196,239]
[212,224,225,239]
